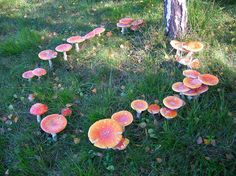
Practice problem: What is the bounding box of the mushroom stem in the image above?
[180,93,185,99]
[63,52,68,61]
[186,51,193,62]
[136,111,141,118]
[38,76,41,81]
[187,96,193,101]
[121,27,125,34]
[75,43,80,52]
[48,60,53,69]
[51,133,57,141]
[37,115,41,123]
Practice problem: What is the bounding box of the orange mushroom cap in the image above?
[119,17,134,24]
[183,41,204,52]
[38,50,57,60]
[196,84,209,94]
[32,68,47,77]
[40,114,67,134]
[163,96,184,110]
[172,82,190,93]
[61,108,72,117]
[131,19,144,26]
[183,69,201,79]
[160,107,177,119]
[67,36,85,44]
[131,100,148,113]
[30,103,48,116]
[188,59,201,69]
[113,137,129,150]
[182,89,199,96]
[84,31,96,40]
[148,104,160,114]
[93,27,105,35]
[88,119,123,149]
[198,74,219,86]
[170,40,187,52]
[183,77,202,89]
[55,44,72,52]
[22,70,35,79]
[111,110,133,127]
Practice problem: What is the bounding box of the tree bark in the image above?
[164,0,187,39]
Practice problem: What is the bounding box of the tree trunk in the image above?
[164,0,187,39]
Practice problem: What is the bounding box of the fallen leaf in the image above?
[73,138,80,144]
[203,139,211,145]
[156,157,162,163]
[13,116,19,123]
[197,136,203,144]
[91,88,97,94]
[106,31,112,37]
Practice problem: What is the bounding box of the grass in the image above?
[0,0,236,175]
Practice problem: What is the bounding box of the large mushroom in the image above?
[172,82,190,98]
[22,70,35,82]
[38,50,57,68]
[131,100,148,118]
[40,114,67,141]
[198,74,219,86]
[88,119,123,149]
[111,110,133,129]
[30,103,48,123]
[183,77,202,89]
[163,96,184,110]
[67,36,85,52]
[32,68,47,80]
[55,44,72,61]
[182,41,204,62]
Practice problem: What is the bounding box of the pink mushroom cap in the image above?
[67,36,85,44]
[93,27,106,35]
[38,50,57,60]
[32,68,47,77]
[22,70,35,79]
[117,23,131,28]
[84,31,96,40]
[30,103,48,116]
[119,17,134,24]
[131,19,144,26]
[55,44,72,52]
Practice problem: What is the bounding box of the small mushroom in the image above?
[188,59,201,69]
[55,44,72,61]
[198,74,219,86]
[112,137,129,150]
[111,110,133,130]
[182,89,200,100]
[183,77,202,89]
[88,119,123,149]
[61,107,72,117]
[160,107,177,120]
[40,114,67,141]
[84,31,96,40]
[93,27,106,37]
[67,36,85,52]
[147,104,161,117]
[130,25,139,31]
[30,103,48,123]
[117,23,131,34]
[131,100,148,118]
[131,19,144,26]
[38,50,57,68]
[196,85,209,94]
[163,96,184,110]
[32,68,47,80]
[119,17,134,24]
[22,70,35,82]
[183,69,201,79]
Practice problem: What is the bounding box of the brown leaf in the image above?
[91,88,97,94]
[13,116,19,123]
[106,31,112,37]
[156,157,162,163]
[203,139,211,145]
[73,138,80,144]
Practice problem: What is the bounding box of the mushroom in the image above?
[119,17,134,24]
[163,96,184,110]
[182,89,200,100]
[130,25,139,31]
[38,50,57,69]
[188,59,201,69]
[32,68,47,80]
[40,114,67,141]
[196,84,209,94]
[111,110,133,130]
[131,19,144,26]
[183,77,202,89]
[130,99,148,118]
[147,104,160,117]
[22,70,35,82]
[198,74,219,86]
[30,103,48,123]
[112,137,129,150]
[84,31,96,40]
[182,41,204,62]
[160,107,177,120]
[116,23,131,34]
[93,27,106,37]
[172,82,190,98]
[88,119,123,149]
[61,107,72,117]
[183,69,201,79]
[67,36,85,52]
[170,40,187,58]
[55,44,72,61]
